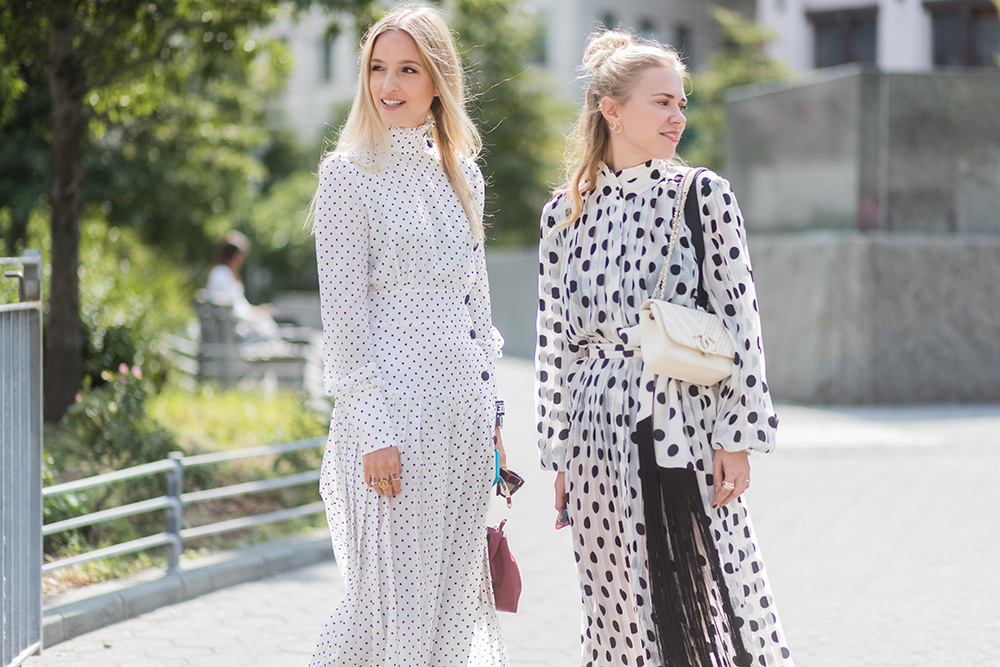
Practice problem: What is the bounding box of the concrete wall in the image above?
[725,68,1000,235]
[486,236,1000,404]
[751,233,1000,404]
[486,248,539,362]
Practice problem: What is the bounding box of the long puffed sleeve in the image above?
[464,160,503,400]
[314,155,398,455]
[696,172,778,453]
[535,197,575,471]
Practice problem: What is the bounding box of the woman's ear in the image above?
[599,96,620,126]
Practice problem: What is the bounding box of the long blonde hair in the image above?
[316,4,483,240]
[555,30,688,231]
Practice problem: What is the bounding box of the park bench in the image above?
[170,298,318,392]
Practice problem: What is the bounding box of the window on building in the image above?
[927,0,999,66]
[808,7,878,68]
[321,34,334,83]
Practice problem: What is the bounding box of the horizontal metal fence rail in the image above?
[42,437,326,576]
[1,250,44,667]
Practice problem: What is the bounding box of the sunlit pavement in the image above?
[25,357,1000,666]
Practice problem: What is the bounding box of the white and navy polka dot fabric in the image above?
[535,161,793,666]
[310,120,508,666]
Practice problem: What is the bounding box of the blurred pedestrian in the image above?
[309,5,508,666]
[203,230,281,342]
[535,30,794,667]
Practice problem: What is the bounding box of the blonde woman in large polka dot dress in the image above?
[535,30,794,667]
[309,6,508,666]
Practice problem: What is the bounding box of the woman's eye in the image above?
[403,67,417,74]
[371,65,384,72]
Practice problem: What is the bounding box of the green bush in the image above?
[64,364,178,473]
[77,217,195,388]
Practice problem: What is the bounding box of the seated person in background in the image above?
[202,231,281,343]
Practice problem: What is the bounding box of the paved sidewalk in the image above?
[26,358,1000,666]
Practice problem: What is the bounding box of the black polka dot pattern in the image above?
[310,121,508,666]
[535,161,793,666]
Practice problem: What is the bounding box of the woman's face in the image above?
[603,66,687,170]
[368,30,437,129]
[227,251,245,272]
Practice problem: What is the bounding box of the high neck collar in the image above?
[596,159,673,199]
[389,119,434,154]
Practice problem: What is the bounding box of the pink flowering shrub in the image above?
[64,365,177,473]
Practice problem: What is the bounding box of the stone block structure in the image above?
[726,68,1000,403]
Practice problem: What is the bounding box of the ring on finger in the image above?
[722,481,736,491]
[377,478,390,490]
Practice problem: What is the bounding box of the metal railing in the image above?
[1,250,44,667]
[42,437,326,575]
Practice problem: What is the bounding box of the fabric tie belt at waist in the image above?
[582,342,642,360]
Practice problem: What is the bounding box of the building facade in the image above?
[269,0,755,142]
[757,0,999,73]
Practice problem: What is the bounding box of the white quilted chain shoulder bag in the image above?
[638,168,736,385]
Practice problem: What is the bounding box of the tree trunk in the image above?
[45,8,84,423]
[5,212,28,255]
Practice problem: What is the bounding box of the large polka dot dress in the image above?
[535,161,793,667]
[311,121,508,667]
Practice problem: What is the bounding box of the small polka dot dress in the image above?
[535,161,793,667]
[311,121,508,667]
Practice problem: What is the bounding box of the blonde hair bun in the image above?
[582,30,634,73]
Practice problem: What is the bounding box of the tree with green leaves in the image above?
[681,8,786,171]
[449,0,568,246]
[0,0,378,421]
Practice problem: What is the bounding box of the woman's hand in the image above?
[494,426,507,469]
[712,449,750,508]
[554,472,566,511]
[363,446,402,499]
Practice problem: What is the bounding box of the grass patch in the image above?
[43,382,331,598]
[149,384,329,452]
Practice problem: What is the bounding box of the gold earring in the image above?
[609,121,623,134]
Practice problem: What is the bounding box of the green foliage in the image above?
[451,0,570,246]
[82,33,289,265]
[0,66,48,255]
[41,453,96,555]
[0,0,381,421]
[54,364,178,553]
[149,384,328,453]
[681,8,787,171]
[77,217,195,388]
[231,168,320,299]
[64,364,179,472]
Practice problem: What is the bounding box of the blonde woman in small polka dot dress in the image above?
[309,6,508,666]
[536,31,793,667]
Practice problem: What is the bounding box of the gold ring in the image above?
[378,479,389,490]
[722,481,736,491]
